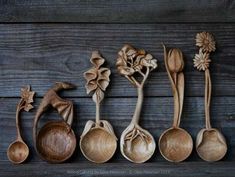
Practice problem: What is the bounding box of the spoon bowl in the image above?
[196,128,227,162]
[120,124,156,163]
[36,121,76,163]
[7,140,29,164]
[159,127,193,162]
[80,127,117,163]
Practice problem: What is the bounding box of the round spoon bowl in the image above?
[7,141,29,164]
[80,127,117,163]
[36,121,76,163]
[196,128,227,162]
[159,127,193,162]
[121,127,156,163]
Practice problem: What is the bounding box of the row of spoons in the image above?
[7,32,227,164]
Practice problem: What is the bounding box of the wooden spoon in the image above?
[116,45,157,163]
[33,82,76,163]
[80,51,117,163]
[194,32,227,161]
[159,45,193,162]
[7,86,35,164]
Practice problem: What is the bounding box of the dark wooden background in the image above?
[0,1,234,177]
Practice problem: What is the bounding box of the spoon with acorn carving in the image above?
[7,86,35,164]
[117,44,157,163]
[159,45,193,162]
[193,32,227,162]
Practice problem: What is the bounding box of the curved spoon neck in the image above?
[131,86,144,125]
[205,69,212,129]
[15,99,24,138]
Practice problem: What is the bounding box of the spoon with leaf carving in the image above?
[159,45,193,162]
[193,32,227,162]
[117,44,157,163]
[7,86,35,164]
[80,51,117,163]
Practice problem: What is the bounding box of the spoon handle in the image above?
[205,69,212,129]
[15,99,24,140]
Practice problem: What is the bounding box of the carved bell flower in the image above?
[196,31,216,53]
[193,49,211,71]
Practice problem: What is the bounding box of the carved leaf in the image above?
[92,87,104,104]
[90,51,105,68]
[100,120,117,140]
[84,68,97,82]
[85,80,97,94]
[80,120,95,137]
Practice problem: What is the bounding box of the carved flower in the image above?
[196,32,216,52]
[20,85,35,112]
[193,49,211,71]
[116,45,157,76]
[84,51,111,103]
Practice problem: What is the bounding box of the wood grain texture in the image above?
[0,97,234,163]
[0,24,234,97]
[0,0,235,23]
[0,162,235,177]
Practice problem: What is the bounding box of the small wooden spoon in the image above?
[80,51,117,163]
[116,45,158,163]
[194,32,227,161]
[7,86,35,164]
[159,45,193,162]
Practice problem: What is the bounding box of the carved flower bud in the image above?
[167,48,184,73]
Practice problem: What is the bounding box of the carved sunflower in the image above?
[196,32,216,52]
[193,49,211,71]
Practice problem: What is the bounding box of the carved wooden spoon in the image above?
[194,32,227,162]
[80,51,117,163]
[117,44,157,163]
[7,86,35,164]
[159,45,193,162]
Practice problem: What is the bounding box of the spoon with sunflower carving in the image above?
[7,86,35,164]
[158,45,193,162]
[193,32,227,162]
[116,44,157,163]
[80,51,117,163]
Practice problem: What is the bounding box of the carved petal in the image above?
[98,68,111,80]
[85,80,97,94]
[90,51,105,68]
[92,88,104,103]
[81,120,95,138]
[84,68,97,82]
[97,79,109,91]
[100,120,117,140]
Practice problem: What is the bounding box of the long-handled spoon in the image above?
[80,51,117,163]
[194,32,227,162]
[159,45,193,162]
[116,44,157,163]
[7,86,35,164]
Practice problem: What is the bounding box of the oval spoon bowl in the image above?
[120,126,156,163]
[196,128,227,162]
[159,127,193,162]
[7,141,29,164]
[80,127,117,163]
[36,121,76,163]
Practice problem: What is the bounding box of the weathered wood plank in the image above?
[0,162,234,177]
[0,24,234,97]
[0,97,234,162]
[0,0,234,23]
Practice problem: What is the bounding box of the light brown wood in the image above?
[7,86,35,164]
[194,32,227,162]
[159,45,193,162]
[80,51,117,163]
[117,44,157,163]
[33,82,76,163]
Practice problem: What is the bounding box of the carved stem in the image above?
[96,101,100,125]
[16,99,24,140]
[131,86,144,125]
[205,69,212,129]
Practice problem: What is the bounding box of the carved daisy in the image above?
[193,49,211,71]
[196,32,216,52]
